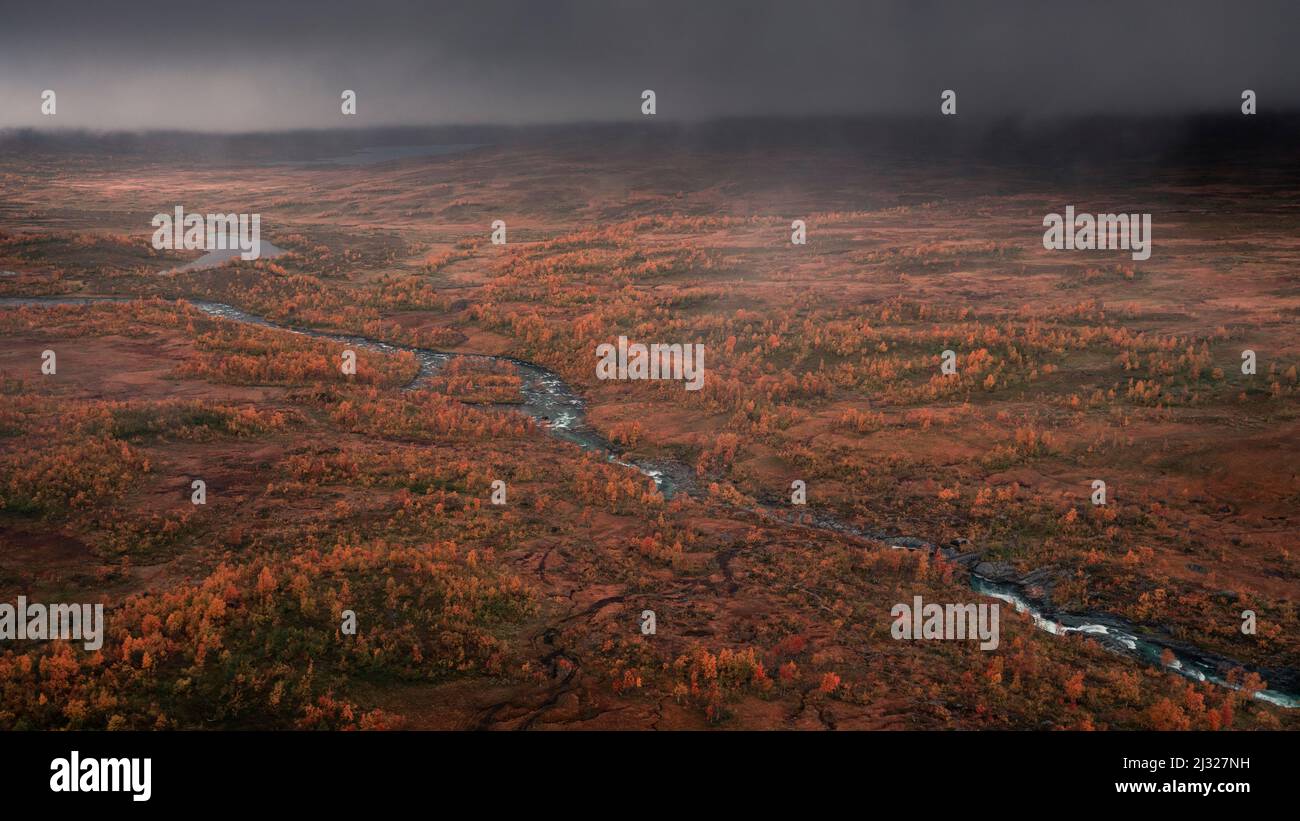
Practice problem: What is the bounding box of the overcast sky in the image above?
[1,0,1296,131]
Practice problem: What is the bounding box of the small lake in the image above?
[161,241,288,274]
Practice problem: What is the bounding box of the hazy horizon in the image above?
[8,108,1300,137]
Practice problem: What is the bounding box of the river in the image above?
[2,294,1295,709]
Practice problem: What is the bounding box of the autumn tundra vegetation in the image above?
[0,123,1296,729]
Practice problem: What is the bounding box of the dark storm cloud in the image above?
[0,0,1296,130]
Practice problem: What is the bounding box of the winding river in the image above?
[3,294,1296,709]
